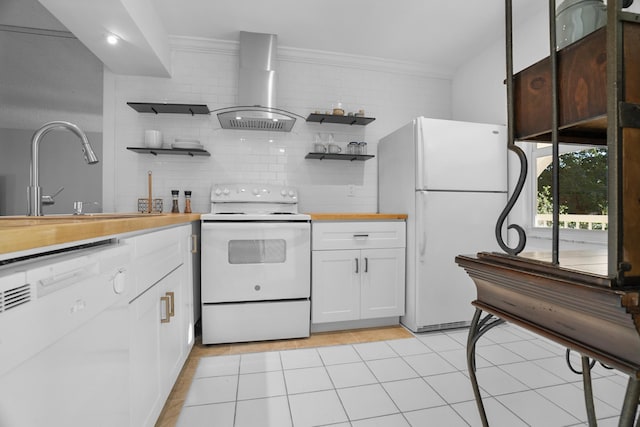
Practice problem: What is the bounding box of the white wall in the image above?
[103,39,452,214]
[451,7,549,125]
[0,27,103,215]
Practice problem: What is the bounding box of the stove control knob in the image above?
[288,190,296,198]
[223,188,230,195]
[252,188,260,195]
[214,188,222,196]
[281,189,288,197]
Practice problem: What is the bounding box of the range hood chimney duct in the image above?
[217,31,298,132]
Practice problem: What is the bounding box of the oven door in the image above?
[201,221,310,302]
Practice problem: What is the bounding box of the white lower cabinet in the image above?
[312,221,406,325]
[125,224,195,427]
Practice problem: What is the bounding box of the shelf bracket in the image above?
[151,107,158,114]
[149,150,158,156]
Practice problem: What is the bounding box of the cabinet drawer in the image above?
[122,226,186,298]
[312,221,406,250]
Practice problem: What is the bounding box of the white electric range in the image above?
[200,184,311,344]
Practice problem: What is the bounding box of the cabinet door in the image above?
[129,283,162,427]
[312,250,360,323]
[158,266,185,394]
[360,248,405,319]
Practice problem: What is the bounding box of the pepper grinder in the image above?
[171,190,180,213]
[184,190,192,213]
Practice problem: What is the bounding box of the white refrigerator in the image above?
[378,117,508,332]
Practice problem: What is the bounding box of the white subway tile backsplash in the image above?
[106,40,451,213]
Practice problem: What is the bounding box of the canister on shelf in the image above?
[358,142,367,155]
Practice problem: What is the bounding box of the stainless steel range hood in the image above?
[217,31,297,132]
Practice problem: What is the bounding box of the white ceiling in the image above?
[5,0,549,77]
[154,0,546,72]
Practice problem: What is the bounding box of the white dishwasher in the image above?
[0,242,131,427]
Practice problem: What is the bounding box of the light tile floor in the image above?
[176,324,635,426]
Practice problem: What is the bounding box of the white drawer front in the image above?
[122,225,187,298]
[312,221,406,250]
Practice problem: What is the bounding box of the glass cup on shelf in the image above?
[347,142,359,155]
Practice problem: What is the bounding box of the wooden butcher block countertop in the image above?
[306,213,407,221]
[0,213,201,256]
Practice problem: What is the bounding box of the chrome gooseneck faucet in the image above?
[28,121,99,216]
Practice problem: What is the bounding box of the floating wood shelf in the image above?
[306,113,375,126]
[305,152,374,161]
[127,102,210,115]
[126,147,210,157]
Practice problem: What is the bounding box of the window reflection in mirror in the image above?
[535,144,608,231]
[527,142,608,276]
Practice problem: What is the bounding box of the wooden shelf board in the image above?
[127,102,210,115]
[126,147,210,157]
[305,152,374,161]
[306,113,375,126]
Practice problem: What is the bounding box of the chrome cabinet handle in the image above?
[353,234,369,238]
[364,257,368,273]
[355,258,359,274]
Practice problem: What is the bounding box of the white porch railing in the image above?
[535,214,608,230]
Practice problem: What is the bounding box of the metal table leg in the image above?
[467,308,505,427]
[619,377,640,427]
[581,355,597,426]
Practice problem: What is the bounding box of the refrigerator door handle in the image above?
[418,191,427,258]
[415,118,425,189]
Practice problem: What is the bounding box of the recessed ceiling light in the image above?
[106,34,119,45]
[235,116,242,120]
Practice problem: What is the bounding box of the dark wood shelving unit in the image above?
[457,3,640,425]
[126,147,211,157]
[127,102,210,115]
[306,113,375,126]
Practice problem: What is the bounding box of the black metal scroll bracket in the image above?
[495,143,528,256]
[466,308,506,427]
[565,350,599,425]
[564,349,640,427]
